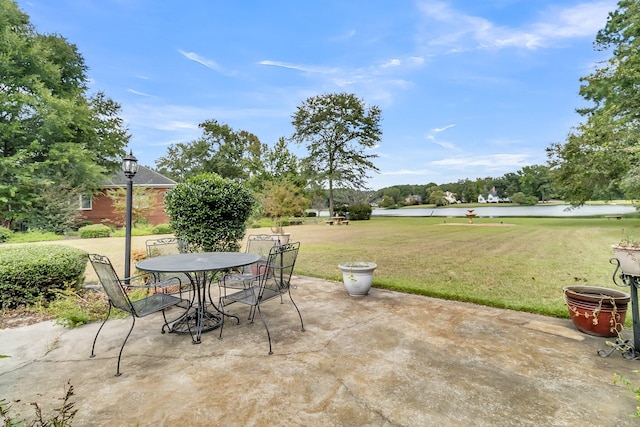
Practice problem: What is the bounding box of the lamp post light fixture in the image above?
[123,150,139,283]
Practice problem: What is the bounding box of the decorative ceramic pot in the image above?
[611,244,640,277]
[339,262,377,296]
[563,285,630,337]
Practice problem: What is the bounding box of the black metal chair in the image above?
[145,237,192,297]
[145,236,189,257]
[218,242,304,354]
[218,234,280,297]
[88,253,189,376]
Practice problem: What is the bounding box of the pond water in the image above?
[370,204,637,218]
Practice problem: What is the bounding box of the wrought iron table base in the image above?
[168,272,238,344]
[169,308,222,342]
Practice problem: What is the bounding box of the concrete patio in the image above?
[1,276,639,426]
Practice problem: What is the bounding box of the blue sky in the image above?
[18,0,617,190]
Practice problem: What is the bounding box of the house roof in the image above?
[105,165,177,188]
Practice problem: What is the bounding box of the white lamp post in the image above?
[123,150,139,283]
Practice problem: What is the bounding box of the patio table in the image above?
[136,252,259,343]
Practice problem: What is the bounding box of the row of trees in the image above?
[373,163,625,208]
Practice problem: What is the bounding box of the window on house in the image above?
[79,194,92,210]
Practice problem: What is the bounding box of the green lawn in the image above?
[32,215,640,321]
[285,216,640,319]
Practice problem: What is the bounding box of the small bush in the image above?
[0,245,88,309]
[152,223,173,234]
[78,224,111,238]
[510,192,538,206]
[0,226,12,242]
[347,203,372,220]
[112,224,155,237]
[48,287,110,328]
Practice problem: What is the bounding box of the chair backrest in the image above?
[243,234,280,273]
[145,237,192,285]
[261,241,300,293]
[146,237,188,258]
[89,254,134,314]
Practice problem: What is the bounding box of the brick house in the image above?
[78,166,177,226]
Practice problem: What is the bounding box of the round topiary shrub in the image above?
[78,224,111,238]
[0,245,88,309]
[165,173,256,252]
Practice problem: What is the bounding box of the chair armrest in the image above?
[121,273,182,289]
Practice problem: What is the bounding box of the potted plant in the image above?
[563,285,630,337]
[611,239,640,277]
[339,262,377,296]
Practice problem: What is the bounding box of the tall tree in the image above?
[156,119,266,183]
[291,92,382,216]
[547,0,640,204]
[0,0,129,230]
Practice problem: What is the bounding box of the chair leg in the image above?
[115,315,136,377]
[218,300,225,340]
[289,291,305,332]
[255,305,272,355]
[90,304,112,359]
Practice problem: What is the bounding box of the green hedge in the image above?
[152,223,173,234]
[0,245,88,309]
[78,224,111,238]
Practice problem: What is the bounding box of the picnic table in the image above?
[326,216,349,225]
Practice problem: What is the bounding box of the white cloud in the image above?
[432,124,455,133]
[431,153,530,168]
[259,60,339,74]
[330,29,356,42]
[259,57,422,106]
[127,89,151,97]
[417,0,616,51]
[535,1,617,39]
[179,50,236,76]
[381,59,401,68]
[433,140,456,150]
[382,168,432,176]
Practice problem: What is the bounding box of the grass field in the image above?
[28,215,640,320]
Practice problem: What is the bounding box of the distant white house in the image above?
[443,191,458,204]
[478,186,510,203]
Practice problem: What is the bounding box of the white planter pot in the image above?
[339,262,377,296]
[612,244,640,277]
[270,233,290,245]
